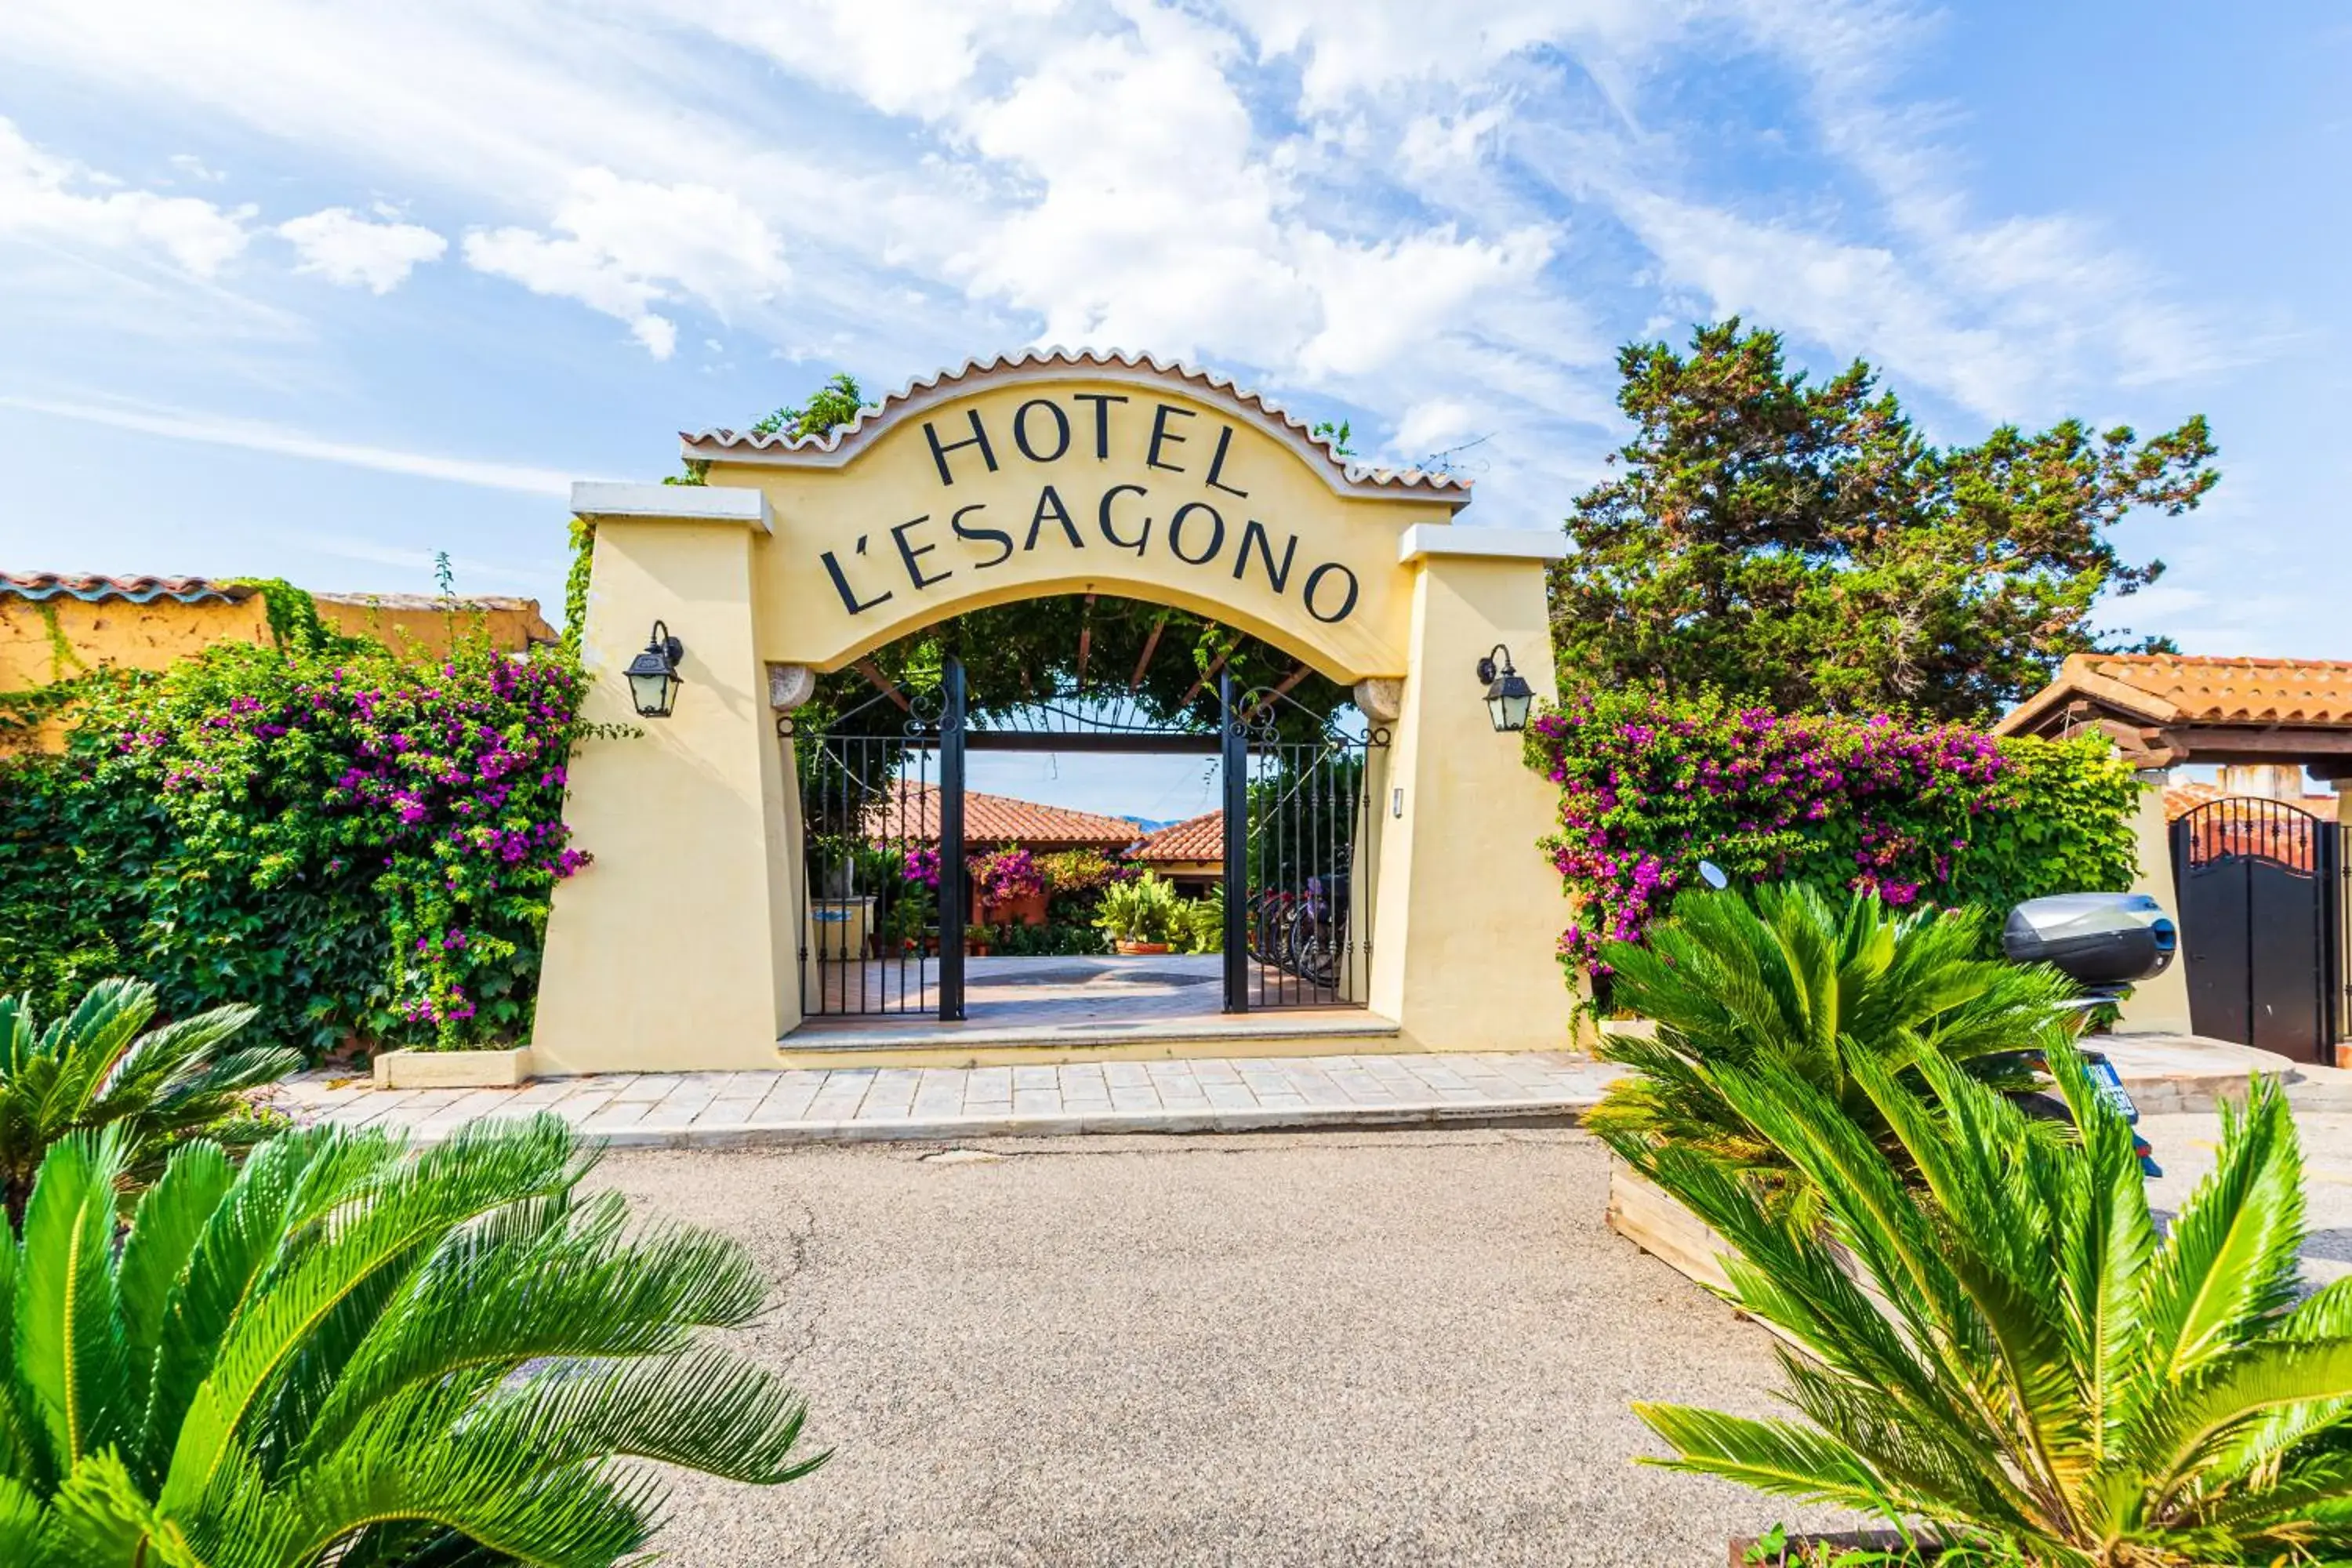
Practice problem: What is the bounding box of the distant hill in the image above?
[1118,815,1175,833]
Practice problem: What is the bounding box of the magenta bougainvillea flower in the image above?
[1523,690,2131,978]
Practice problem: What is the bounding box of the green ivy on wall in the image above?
[0,630,608,1055]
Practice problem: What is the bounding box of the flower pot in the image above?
[1114,940,1171,956]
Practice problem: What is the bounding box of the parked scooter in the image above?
[2000,892,2180,1177]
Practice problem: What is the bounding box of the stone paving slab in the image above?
[281,1053,1620,1148]
[277,1033,2340,1151]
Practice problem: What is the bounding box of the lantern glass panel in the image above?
[628,666,679,718]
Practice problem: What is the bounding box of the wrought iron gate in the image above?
[2170,796,2340,1061]
[1221,675,1385,1011]
[788,659,966,1020]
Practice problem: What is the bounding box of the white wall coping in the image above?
[1398,524,1566,564]
[571,481,773,534]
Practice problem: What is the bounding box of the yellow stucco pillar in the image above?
[531,485,798,1073]
[2114,768,2194,1036]
[1367,526,1574,1053]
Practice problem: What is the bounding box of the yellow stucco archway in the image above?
[531,350,1573,1073]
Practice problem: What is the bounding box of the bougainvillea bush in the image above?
[1525,688,2139,979]
[0,630,605,1052]
[973,844,1046,907]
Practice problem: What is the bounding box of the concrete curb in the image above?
[400,1094,1600,1149]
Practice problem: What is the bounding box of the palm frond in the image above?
[13,1131,134,1475]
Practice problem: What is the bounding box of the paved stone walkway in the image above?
[282,1052,1618,1148]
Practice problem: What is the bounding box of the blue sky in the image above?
[1,1,2345,717]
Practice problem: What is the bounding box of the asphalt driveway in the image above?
[601,1127,1834,1567]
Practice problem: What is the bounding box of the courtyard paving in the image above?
[284,1051,1621,1145]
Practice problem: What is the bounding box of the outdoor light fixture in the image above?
[625,620,685,719]
[1476,644,1533,733]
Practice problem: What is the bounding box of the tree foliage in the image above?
[1550,320,2220,721]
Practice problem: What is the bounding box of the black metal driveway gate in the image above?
[2170,796,2340,1061]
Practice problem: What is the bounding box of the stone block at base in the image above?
[372,1047,534,1090]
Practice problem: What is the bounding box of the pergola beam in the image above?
[1130,614,1167,694]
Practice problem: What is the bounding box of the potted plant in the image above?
[974,844,1047,927]
[965,921,998,956]
[1095,870,1181,955]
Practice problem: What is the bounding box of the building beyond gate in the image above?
[531,352,1573,1073]
[1998,653,2352,1062]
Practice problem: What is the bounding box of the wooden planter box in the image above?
[1607,1160,1893,1347]
[373,1045,533,1089]
[1606,1158,1736,1293]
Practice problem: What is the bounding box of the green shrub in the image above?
[0,977,296,1224]
[1174,892,1225,955]
[1523,688,2139,977]
[0,628,608,1053]
[1592,885,2069,1222]
[1623,1041,2352,1566]
[1095,872,1182,945]
[0,1116,825,1564]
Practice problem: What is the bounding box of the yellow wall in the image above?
[1367,553,1573,1051]
[2,592,550,690]
[530,517,799,1073]
[314,596,556,656]
[2116,771,2194,1035]
[0,593,269,690]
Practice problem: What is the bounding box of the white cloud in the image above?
[0,393,583,494]
[462,167,789,358]
[278,206,448,292]
[1294,226,1555,379]
[1218,0,1688,109]
[0,116,252,275]
[680,0,1057,118]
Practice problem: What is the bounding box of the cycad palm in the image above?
[1592,884,2074,1215]
[1621,1043,2352,1565]
[0,978,298,1224]
[0,1115,824,1566]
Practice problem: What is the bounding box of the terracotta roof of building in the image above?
[872,786,1142,849]
[1998,653,2352,736]
[680,347,1472,499]
[1,573,546,616]
[2,572,253,605]
[1129,809,1224,863]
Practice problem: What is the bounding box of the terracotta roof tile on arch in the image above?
[1130,809,1223,863]
[871,785,1141,850]
[679,347,1471,496]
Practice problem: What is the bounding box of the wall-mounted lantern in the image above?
[1475,644,1533,733]
[626,621,685,719]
